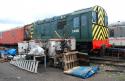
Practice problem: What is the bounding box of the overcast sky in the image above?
[0,0,124,31]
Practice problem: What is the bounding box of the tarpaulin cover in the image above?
[0,50,7,54]
[6,49,16,56]
[64,66,99,79]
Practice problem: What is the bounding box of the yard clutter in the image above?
[9,39,98,78]
[0,48,16,62]
[10,40,47,73]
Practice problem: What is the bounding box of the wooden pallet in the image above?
[63,51,78,71]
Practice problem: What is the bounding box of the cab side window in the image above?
[73,17,80,28]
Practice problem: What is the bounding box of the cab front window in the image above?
[92,11,97,23]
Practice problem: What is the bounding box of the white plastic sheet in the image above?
[28,45,45,55]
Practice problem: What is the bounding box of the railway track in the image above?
[90,56,125,67]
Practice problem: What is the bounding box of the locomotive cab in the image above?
[92,6,111,50]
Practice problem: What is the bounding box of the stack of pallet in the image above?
[63,51,78,71]
[63,51,89,71]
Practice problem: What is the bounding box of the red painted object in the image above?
[93,39,112,49]
[0,27,25,45]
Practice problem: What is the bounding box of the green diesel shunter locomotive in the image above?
[30,5,110,52]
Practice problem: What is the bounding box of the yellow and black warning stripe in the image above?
[92,5,109,40]
[98,7,104,26]
[93,5,107,26]
[92,24,108,40]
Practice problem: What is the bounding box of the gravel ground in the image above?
[0,62,125,81]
